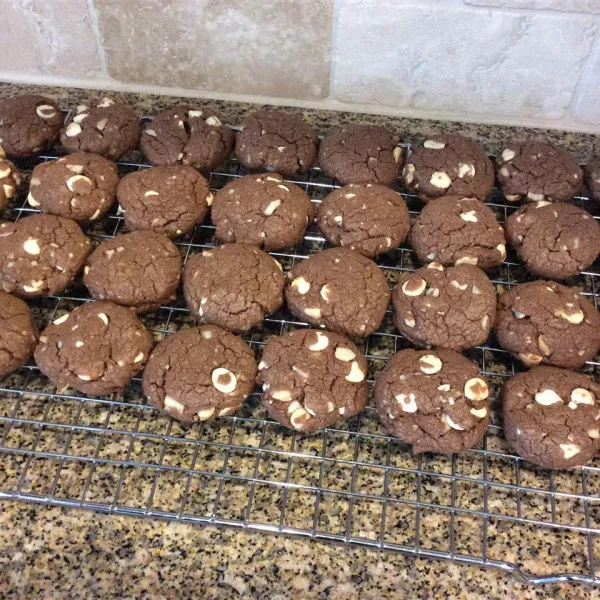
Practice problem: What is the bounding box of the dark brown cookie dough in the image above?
[0,291,38,378]
[27,152,119,222]
[183,243,284,333]
[257,328,368,432]
[495,280,600,369]
[0,155,22,211]
[212,173,313,251]
[495,142,582,203]
[402,135,494,202]
[410,196,506,269]
[374,348,489,454]
[117,165,212,238]
[502,366,600,469]
[392,263,496,352]
[317,184,410,258]
[0,94,62,157]
[505,201,600,280]
[0,214,91,298]
[235,110,318,176]
[83,231,181,313]
[285,248,390,337]
[319,124,402,186]
[60,97,140,161]
[584,158,600,203]
[140,105,234,172]
[34,301,152,396]
[143,325,257,423]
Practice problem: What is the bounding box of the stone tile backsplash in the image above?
[1,0,599,132]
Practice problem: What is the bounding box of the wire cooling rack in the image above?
[1,111,600,587]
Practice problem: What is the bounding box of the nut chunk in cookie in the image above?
[0,291,38,378]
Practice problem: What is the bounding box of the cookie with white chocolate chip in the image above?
[374,348,490,454]
[495,141,582,204]
[402,135,494,202]
[212,173,313,251]
[0,94,62,157]
[502,366,600,469]
[392,263,496,352]
[143,325,257,424]
[28,152,119,222]
[0,291,38,378]
[0,155,22,211]
[584,158,600,203]
[257,328,368,433]
[34,301,152,396]
[285,247,390,338]
[495,280,600,370]
[0,214,91,298]
[410,196,506,269]
[60,97,140,161]
[504,201,600,280]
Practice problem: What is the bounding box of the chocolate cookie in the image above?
[584,158,600,204]
[374,348,489,454]
[141,105,234,171]
[317,184,410,257]
[502,366,600,469]
[392,263,496,352]
[319,124,402,186]
[60,97,140,160]
[34,301,152,396]
[495,142,582,203]
[235,110,318,176]
[285,248,390,337]
[402,135,494,202]
[212,173,313,251]
[143,325,257,423]
[0,291,38,378]
[410,196,506,269]
[257,328,368,432]
[0,155,22,211]
[505,201,600,280]
[183,244,284,333]
[117,165,212,238]
[0,94,62,157]
[27,152,119,222]
[495,280,600,369]
[83,231,181,313]
[0,214,91,298]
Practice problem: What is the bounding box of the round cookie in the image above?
[141,105,234,171]
[285,248,390,338]
[495,280,600,369]
[410,196,506,269]
[0,155,22,211]
[505,201,600,280]
[83,231,181,313]
[495,142,582,203]
[317,184,410,258]
[0,94,62,157]
[584,158,600,204]
[392,263,496,352]
[117,165,212,238]
[235,110,318,177]
[143,325,257,423]
[212,173,313,251]
[0,214,91,298]
[257,328,368,433]
[34,301,152,396]
[60,97,140,160]
[374,348,490,454]
[502,366,600,469]
[402,135,494,202]
[319,124,402,186]
[0,291,38,378]
[27,152,119,222]
[183,243,284,333]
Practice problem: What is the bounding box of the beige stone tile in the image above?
[94,0,332,99]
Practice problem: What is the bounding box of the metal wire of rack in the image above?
[1,110,600,587]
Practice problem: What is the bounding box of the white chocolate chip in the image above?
[535,389,562,406]
[404,312,416,328]
[427,262,444,271]
[36,104,57,120]
[291,276,310,295]
[205,116,222,127]
[569,388,595,409]
[308,331,329,352]
[319,284,331,302]
[205,193,213,207]
[164,395,185,414]
[277,146,286,152]
[272,390,292,402]
[437,384,450,391]
[450,280,468,291]
[430,171,452,189]
[345,361,365,383]
[393,146,402,162]
[66,175,92,192]
[23,239,40,255]
[470,407,487,419]
[396,393,417,413]
[457,163,475,179]
[188,110,203,118]
[197,407,215,421]
[497,244,506,259]
[97,313,109,326]
[292,365,309,379]
[401,277,426,296]
[403,163,415,185]
[0,166,11,179]
[519,352,543,366]
[23,280,43,293]
[423,140,446,150]
[72,113,88,124]
[264,199,281,216]
[95,117,108,132]
[133,352,144,363]
[66,164,84,175]
[559,443,580,460]
[455,256,478,266]
[335,347,356,362]
[464,378,489,401]
[53,314,69,325]
[327,401,334,412]
[3,184,14,198]
[344,193,356,199]
[459,210,478,223]
[290,407,309,430]
[75,341,84,348]
[512,308,526,319]
[145,129,157,137]
[588,429,600,439]
[333,215,343,225]
[419,354,442,375]
[211,368,237,394]
[65,122,82,137]
[499,167,510,178]
[277,184,290,192]
[304,307,322,319]
[527,192,545,202]
[98,97,115,108]
[505,194,520,202]
[77,374,92,381]
[554,307,584,324]
[218,407,236,417]
[538,335,551,357]
[444,415,464,430]
[501,149,515,162]
[201,330,213,340]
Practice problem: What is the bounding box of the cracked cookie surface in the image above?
[257,328,368,432]
[0,156,22,211]
[502,366,600,469]
[0,291,38,378]
[143,325,257,424]
[584,158,600,204]
[375,348,489,454]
